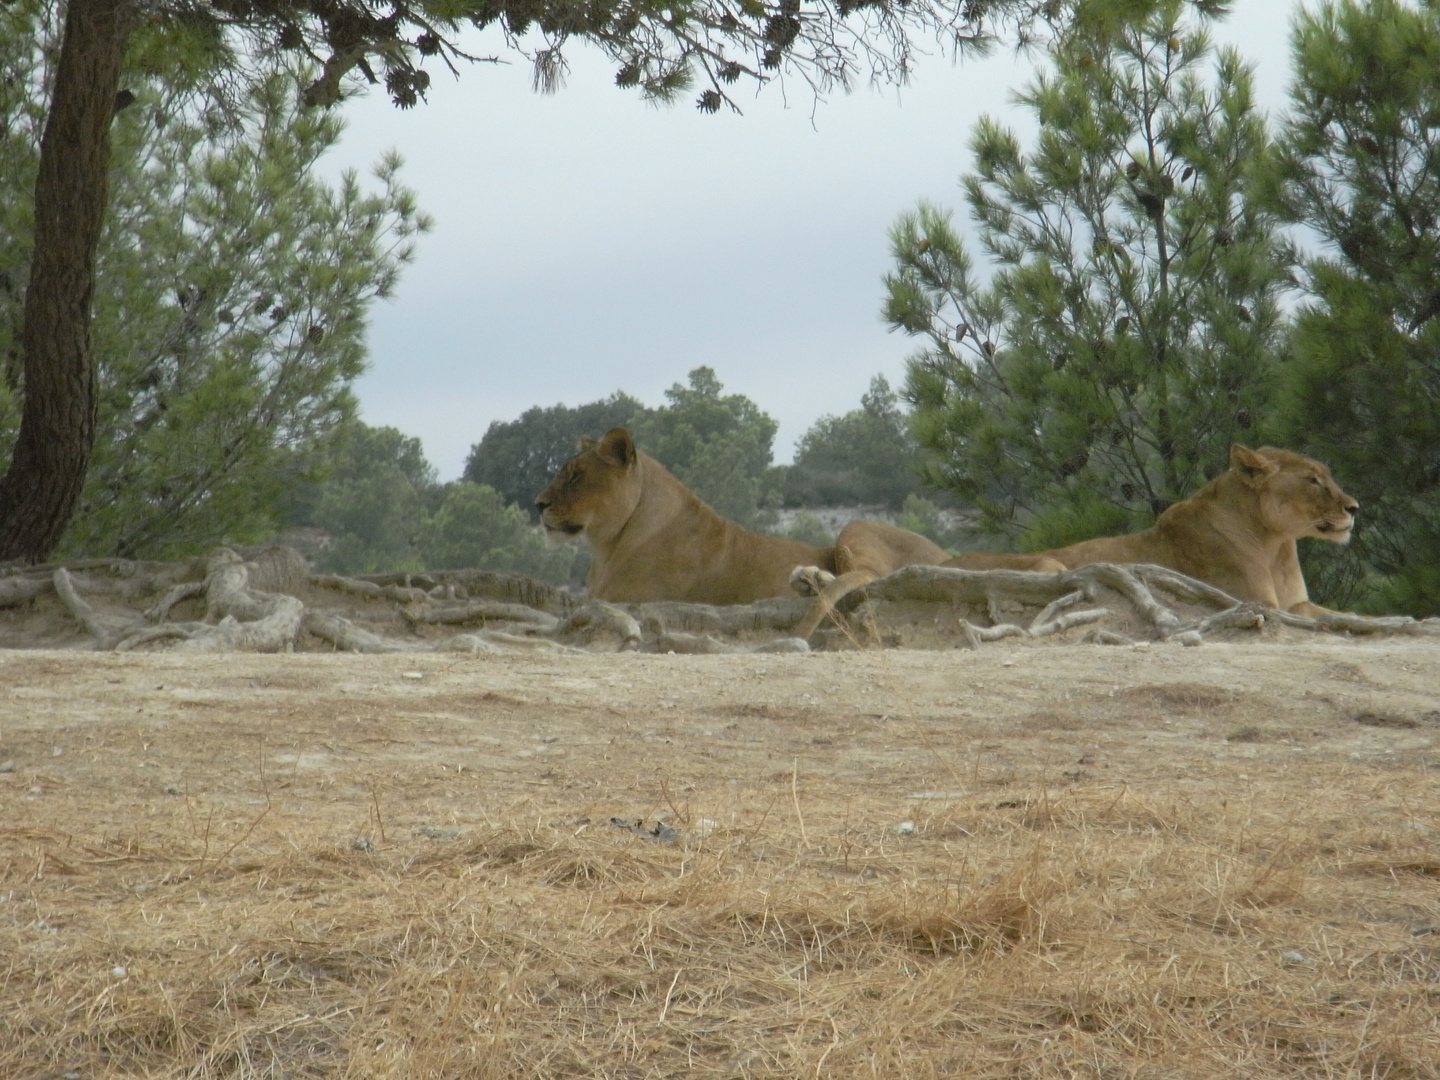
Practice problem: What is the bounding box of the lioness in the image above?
[944,445,1359,615]
[534,429,955,626]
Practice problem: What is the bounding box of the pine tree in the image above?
[1264,0,1440,615]
[0,28,428,558]
[885,0,1285,549]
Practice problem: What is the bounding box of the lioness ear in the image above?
[1230,443,1277,482]
[596,427,637,468]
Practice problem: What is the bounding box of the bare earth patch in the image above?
[2,637,1438,1078]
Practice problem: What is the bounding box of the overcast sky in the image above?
[322,1,1302,482]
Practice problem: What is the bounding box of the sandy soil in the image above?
[3,638,1438,830]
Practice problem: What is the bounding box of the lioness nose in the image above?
[535,496,550,513]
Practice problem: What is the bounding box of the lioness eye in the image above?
[1309,477,1322,485]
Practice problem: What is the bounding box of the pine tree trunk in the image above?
[0,0,130,561]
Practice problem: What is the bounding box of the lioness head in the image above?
[535,428,643,544]
[1231,444,1358,543]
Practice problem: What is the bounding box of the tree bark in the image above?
[0,0,131,561]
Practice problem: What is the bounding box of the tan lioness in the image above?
[944,445,1359,615]
[533,429,954,627]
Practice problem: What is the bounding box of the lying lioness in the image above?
[534,429,960,630]
[944,445,1359,615]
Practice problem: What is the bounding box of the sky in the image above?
[321,1,1303,482]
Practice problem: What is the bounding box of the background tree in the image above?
[417,482,581,580]
[782,374,920,508]
[70,71,423,557]
[289,420,584,581]
[1264,0,1440,615]
[886,0,1285,550]
[290,423,438,574]
[629,366,783,528]
[463,392,650,513]
[0,0,1071,563]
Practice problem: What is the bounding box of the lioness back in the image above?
[535,428,834,605]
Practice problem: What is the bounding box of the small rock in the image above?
[1174,631,1203,647]
[163,784,181,796]
[111,965,128,978]
[810,736,833,745]
[896,820,917,835]
[28,785,42,796]
[609,817,679,842]
[1280,950,1307,966]
[401,671,424,680]
[351,837,375,852]
[51,746,63,757]
[0,760,15,774]
[1132,642,1151,652]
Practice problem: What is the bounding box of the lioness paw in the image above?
[789,565,836,597]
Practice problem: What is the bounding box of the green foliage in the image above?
[464,392,649,512]
[781,511,835,547]
[417,482,582,581]
[0,20,429,559]
[892,494,980,553]
[629,367,783,528]
[293,422,584,583]
[1264,0,1440,615]
[888,0,1285,548]
[296,425,436,574]
[465,368,782,536]
[784,375,920,508]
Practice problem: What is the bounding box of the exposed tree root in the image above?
[400,600,560,632]
[39,548,1440,655]
[304,611,420,653]
[312,574,430,605]
[0,574,53,607]
[554,602,644,650]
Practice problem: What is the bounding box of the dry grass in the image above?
[1,647,1438,1078]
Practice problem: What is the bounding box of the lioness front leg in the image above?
[793,569,877,639]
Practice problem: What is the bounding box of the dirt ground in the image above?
[3,638,1439,1078]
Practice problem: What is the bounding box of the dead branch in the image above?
[346,568,579,614]
[52,569,132,647]
[0,574,52,608]
[169,550,305,653]
[1266,608,1440,637]
[644,632,733,654]
[1030,589,1085,630]
[144,581,205,623]
[959,620,1029,642]
[304,612,421,653]
[400,600,559,631]
[1030,608,1111,638]
[311,574,430,605]
[445,631,579,654]
[554,602,643,650]
[629,597,809,637]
